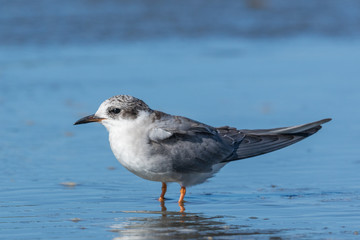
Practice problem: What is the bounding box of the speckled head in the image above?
[74,95,152,125]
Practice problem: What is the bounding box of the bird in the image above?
[74,95,331,205]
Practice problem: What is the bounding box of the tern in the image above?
[74,95,331,204]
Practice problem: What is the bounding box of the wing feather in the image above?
[149,111,234,173]
[219,118,331,162]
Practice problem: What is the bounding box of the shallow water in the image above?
[1,38,360,240]
[1,1,360,239]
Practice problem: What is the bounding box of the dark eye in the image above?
[109,108,121,114]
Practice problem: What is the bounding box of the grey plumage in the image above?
[148,111,233,173]
[147,109,331,172]
[75,95,331,193]
[219,118,331,162]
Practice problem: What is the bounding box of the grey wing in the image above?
[149,112,235,173]
[219,118,331,162]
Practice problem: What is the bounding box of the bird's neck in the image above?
[107,111,153,143]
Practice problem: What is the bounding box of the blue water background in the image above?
[1,1,360,239]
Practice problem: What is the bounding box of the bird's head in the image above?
[74,95,152,129]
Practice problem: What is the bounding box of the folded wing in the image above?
[219,118,331,162]
[149,111,235,173]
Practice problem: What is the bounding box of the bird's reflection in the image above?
[159,200,185,213]
[110,201,282,240]
[160,200,186,215]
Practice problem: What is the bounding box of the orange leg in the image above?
[178,186,186,213]
[178,186,186,203]
[158,182,167,202]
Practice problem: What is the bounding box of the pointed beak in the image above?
[74,114,105,125]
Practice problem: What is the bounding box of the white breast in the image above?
[106,114,148,166]
[103,112,171,182]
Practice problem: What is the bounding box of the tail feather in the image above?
[220,118,331,162]
[241,118,331,135]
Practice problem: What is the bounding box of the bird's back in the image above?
[149,111,235,173]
